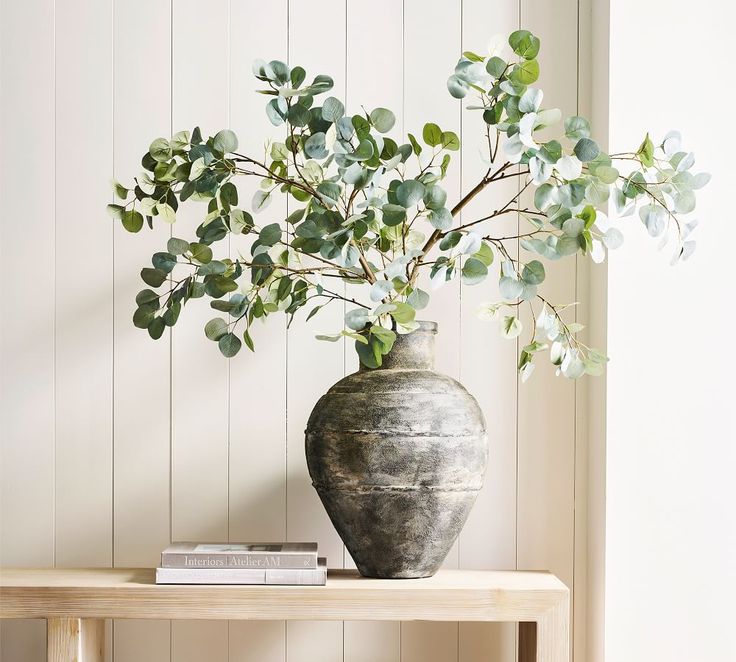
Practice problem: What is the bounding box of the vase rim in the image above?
[414,320,438,334]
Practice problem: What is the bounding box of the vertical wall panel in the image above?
[54,0,114,568]
[112,0,172,659]
[170,0,230,658]
[286,1,347,659]
[343,0,403,658]
[402,0,461,658]
[0,0,55,657]
[228,0,289,659]
[457,5,520,662]
[517,2,579,660]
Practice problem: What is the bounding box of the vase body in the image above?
[305,321,488,578]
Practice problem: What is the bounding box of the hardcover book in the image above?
[161,542,318,569]
[155,557,327,585]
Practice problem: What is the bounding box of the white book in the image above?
[155,557,327,585]
[161,542,318,569]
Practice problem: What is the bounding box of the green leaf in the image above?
[521,260,545,285]
[189,243,213,264]
[133,307,154,329]
[167,237,190,255]
[369,108,396,133]
[147,317,166,340]
[473,241,495,266]
[213,129,238,153]
[564,116,591,140]
[345,138,374,162]
[204,317,228,341]
[486,56,507,78]
[396,180,425,207]
[107,204,124,220]
[407,288,429,310]
[508,30,540,59]
[321,96,345,123]
[156,203,176,223]
[304,132,328,159]
[121,210,144,233]
[259,222,282,246]
[149,138,171,162]
[390,302,416,325]
[140,267,167,287]
[573,138,600,162]
[381,203,407,226]
[501,315,523,339]
[429,207,452,230]
[636,133,654,167]
[595,166,620,184]
[461,257,488,285]
[462,50,484,62]
[440,131,460,151]
[345,308,370,331]
[407,133,422,155]
[111,180,129,200]
[136,289,159,306]
[422,123,443,147]
[423,185,447,210]
[510,59,539,84]
[218,332,241,358]
[152,252,177,273]
[447,75,469,98]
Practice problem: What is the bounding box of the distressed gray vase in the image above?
[305,321,488,578]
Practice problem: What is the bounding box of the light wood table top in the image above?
[0,567,567,622]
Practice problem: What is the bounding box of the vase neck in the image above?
[364,321,437,371]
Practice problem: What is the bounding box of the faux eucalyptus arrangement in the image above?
[109,30,707,380]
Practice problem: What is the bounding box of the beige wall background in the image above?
[0,1,590,661]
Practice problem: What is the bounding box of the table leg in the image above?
[47,617,104,662]
[518,596,569,662]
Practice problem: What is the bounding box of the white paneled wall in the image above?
[0,1,587,661]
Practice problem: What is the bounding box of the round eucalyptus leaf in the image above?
[304,132,328,159]
[189,243,213,264]
[423,185,447,210]
[152,252,177,273]
[205,317,228,341]
[396,180,425,207]
[133,307,155,329]
[447,75,469,99]
[522,260,545,285]
[147,317,166,340]
[422,123,443,147]
[486,56,506,78]
[149,138,171,162]
[369,108,396,133]
[167,237,190,255]
[573,137,600,162]
[564,115,591,140]
[140,267,167,287]
[321,97,345,123]
[213,129,238,153]
[429,207,453,230]
[508,30,540,59]
[407,288,429,310]
[122,210,144,233]
[500,276,524,300]
[501,315,523,339]
[218,332,242,358]
[461,257,488,285]
[259,222,282,246]
[345,308,370,331]
[381,203,407,227]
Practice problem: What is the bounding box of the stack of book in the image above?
[155,542,326,585]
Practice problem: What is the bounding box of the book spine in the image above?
[155,566,327,585]
[161,552,317,569]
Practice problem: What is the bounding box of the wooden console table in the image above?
[0,567,569,661]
